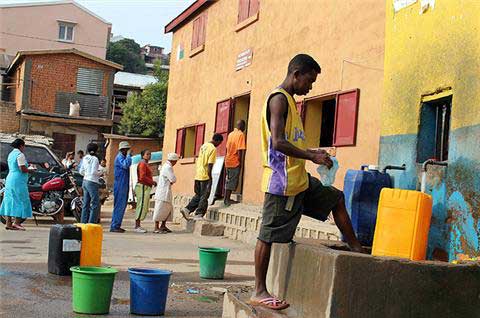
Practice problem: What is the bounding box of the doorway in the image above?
[213,93,250,202]
[52,133,76,158]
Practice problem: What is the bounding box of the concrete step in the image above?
[222,292,298,318]
[194,220,225,236]
[178,217,226,236]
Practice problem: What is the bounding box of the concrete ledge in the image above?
[267,239,480,318]
[172,194,340,245]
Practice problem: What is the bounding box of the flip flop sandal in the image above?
[13,224,26,231]
[249,297,290,310]
[162,228,172,233]
[5,226,19,231]
[158,229,169,234]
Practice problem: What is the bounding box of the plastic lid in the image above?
[368,165,379,171]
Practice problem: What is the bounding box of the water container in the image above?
[48,224,82,275]
[343,165,392,246]
[128,268,172,315]
[372,188,433,261]
[71,266,118,314]
[74,223,103,266]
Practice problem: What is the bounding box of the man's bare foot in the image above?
[350,244,367,254]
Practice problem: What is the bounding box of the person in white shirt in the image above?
[79,143,103,223]
[98,158,108,182]
[62,152,76,170]
[152,153,179,234]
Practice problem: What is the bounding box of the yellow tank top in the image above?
[261,88,308,196]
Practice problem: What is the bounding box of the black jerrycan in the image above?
[48,224,82,275]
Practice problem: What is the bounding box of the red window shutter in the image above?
[215,99,233,156]
[333,89,360,146]
[248,0,259,18]
[191,17,200,49]
[199,14,207,46]
[296,100,306,125]
[238,0,250,23]
[194,124,205,156]
[175,128,185,157]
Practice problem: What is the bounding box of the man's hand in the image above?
[307,149,333,168]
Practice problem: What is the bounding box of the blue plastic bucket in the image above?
[128,268,172,316]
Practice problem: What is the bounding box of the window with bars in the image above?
[58,23,75,42]
[417,96,452,162]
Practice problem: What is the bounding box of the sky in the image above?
[0,0,196,52]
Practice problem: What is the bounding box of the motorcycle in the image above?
[0,169,83,224]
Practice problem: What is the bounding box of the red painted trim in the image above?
[332,88,360,147]
[165,0,210,33]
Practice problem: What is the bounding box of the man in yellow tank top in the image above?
[251,54,364,310]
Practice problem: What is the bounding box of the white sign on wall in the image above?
[393,0,416,12]
[235,48,253,71]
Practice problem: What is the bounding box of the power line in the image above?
[0,31,107,49]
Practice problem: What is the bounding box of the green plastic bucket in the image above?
[70,266,118,314]
[198,247,230,279]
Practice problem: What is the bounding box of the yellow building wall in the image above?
[380,0,480,260]
[165,0,386,204]
[381,0,480,137]
[304,99,323,149]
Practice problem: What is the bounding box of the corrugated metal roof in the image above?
[0,53,14,69]
[114,71,157,89]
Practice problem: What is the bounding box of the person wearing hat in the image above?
[110,141,132,233]
[152,153,179,233]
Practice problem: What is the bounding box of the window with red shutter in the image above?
[238,0,260,23]
[175,128,185,157]
[248,0,259,17]
[194,124,205,156]
[215,99,233,156]
[238,0,250,23]
[296,100,306,125]
[191,13,207,50]
[333,89,360,146]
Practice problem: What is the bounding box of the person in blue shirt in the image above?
[110,141,132,233]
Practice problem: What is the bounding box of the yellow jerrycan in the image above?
[74,223,103,266]
[372,188,432,261]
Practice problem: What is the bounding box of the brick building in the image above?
[4,48,122,156]
[0,101,19,133]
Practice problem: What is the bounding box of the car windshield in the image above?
[0,142,61,175]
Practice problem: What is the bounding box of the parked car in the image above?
[0,137,108,220]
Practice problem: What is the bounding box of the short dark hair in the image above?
[141,149,150,157]
[77,150,84,155]
[11,138,25,149]
[86,143,98,154]
[212,133,224,142]
[287,54,321,75]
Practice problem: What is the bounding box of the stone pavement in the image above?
[0,202,255,317]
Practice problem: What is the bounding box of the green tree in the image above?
[118,69,168,137]
[107,38,147,74]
